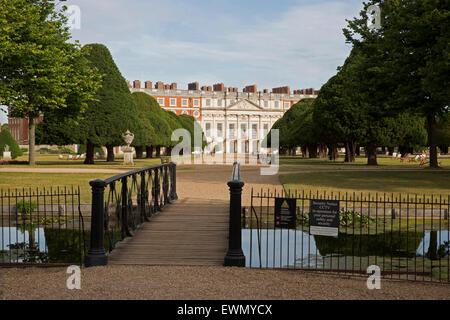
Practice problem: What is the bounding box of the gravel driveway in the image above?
[1,265,448,300]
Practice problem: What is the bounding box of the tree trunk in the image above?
[426,115,439,168]
[328,144,338,161]
[388,147,394,156]
[366,141,378,165]
[155,146,161,157]
[146,146,154,158]
[426,231,438,260]
[318,144,327,159]
[344,141,356,162]
[84,142,95,164]
[28,117,36,165]
[289,147,296,156]
[106,145,115,162]
[135,146,143,159]
[301,146,308,158]
[307,144,318,158]
[355,145,361,156]
[165,146,172,156]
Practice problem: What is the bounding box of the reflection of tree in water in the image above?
[314,231,424,257]
[5,216,87,264]
[426,230,450,260]
[7,242,48,263]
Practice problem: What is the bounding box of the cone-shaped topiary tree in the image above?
[78,43,142,164]
[0,126,23,159]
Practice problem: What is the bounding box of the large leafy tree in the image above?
[77,43,142,164]
[0,0,100,164]
[344,0,450,167]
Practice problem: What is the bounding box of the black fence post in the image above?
[224,162,246,267]
[121,177,132,238]
[85,179,108,267]
[170,162,178,200]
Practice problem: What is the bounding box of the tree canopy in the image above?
[0,0,100,164]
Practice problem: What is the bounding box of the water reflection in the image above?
[0,227,87,264]
[242,229,450,269]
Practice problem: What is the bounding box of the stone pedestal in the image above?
[123,147,134,165]
[2,151,11,160]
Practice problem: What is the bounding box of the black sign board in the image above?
[309,199,340,237]
[274,198,296,229]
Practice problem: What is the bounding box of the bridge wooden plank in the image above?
[108,198,229,266]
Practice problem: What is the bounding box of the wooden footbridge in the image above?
[108,198,229,265]
[84,163,245,268]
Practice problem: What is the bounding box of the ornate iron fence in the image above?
[85,162,177,267]
[0,187,86,266]
[242,189,450,283]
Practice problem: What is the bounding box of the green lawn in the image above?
[6,154,162,169]
[0,172,112,204]
[279,155,450,171]
[280,170,450,197]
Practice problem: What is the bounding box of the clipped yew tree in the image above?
[131,92,172,158]
[0,126,22,159]
[79,44,142,164]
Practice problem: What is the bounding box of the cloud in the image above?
[68,0,362,90]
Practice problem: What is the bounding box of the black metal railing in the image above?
[0,187,86,266]
[243,189,450,283]
[85,162,178,267]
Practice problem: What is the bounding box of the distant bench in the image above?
[160,156,170,164]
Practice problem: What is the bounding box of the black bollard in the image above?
[85,179,108,267]
[224,162,246,267]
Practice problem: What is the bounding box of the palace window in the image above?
[217,99,222,107]
[182,99,188,107]
[264,101,269,108]
[157,98,165,106]
[284,102,290,109]
[263,123,269,136]
[193,99,200,107]
[205,123,211,137]
[252,124,258,139]
[205,99,211,107]
[229,124,235,138]
[274,101,279,108]
[240,124,247,138]
[217,123,223,137]
[170,98,177,107]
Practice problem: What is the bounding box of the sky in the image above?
[1,0,365,124]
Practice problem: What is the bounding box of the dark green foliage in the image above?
[131,92,172,147]
[0,126,22,159]
[77,144,104,156]
[16,200,37,215]
[78,44,142,147]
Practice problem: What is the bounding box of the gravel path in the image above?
[1,265,448,300]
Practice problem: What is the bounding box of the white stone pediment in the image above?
[227,99,263,111]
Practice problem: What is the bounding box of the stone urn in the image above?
[2,145,11,160]
[122,130,135,165]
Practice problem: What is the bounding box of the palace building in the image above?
[129,80,319,154]
[7,80,319,154]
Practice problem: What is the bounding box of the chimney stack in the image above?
[126,80,132,88]
[213,83,225,92]
[133,80,141,89]
[170,83,177,90]
[243,85,257,93]
[145,81,152,89]
[155,81,164,89]
[188,82,199,91]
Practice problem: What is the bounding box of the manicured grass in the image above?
[0,172,112,203]
[4,154,162,169]
[280,155,450,170]
[280,170,450,196]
